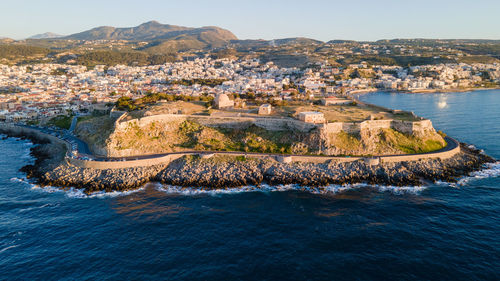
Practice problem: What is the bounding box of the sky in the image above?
[1,0,499,41]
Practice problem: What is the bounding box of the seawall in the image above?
[67,137,461,170]
[0,122,461,171]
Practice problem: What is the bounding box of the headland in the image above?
[0,97,495,194]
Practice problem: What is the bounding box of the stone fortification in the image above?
[115,114,317,132]
[321,119,435,137]
[115,113,434,136]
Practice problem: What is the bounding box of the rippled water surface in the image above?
[1,90,499,280]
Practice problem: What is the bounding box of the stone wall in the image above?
[0,123,72,153]
[321,119,435,136]
[115,114,317,133]
[66,137,460,170]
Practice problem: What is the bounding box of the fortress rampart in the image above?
[115,114,317,132]
[66,136,461,170]
[321,119,435,136]
[115,113,435,136]
[0,122,461,171]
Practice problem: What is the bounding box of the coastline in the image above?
[405,86,500,94]
[351,87,500,96]
[0,126,494,194]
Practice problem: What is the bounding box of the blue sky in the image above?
[1,0,499,41]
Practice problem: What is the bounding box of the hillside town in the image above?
[0,57,499,122]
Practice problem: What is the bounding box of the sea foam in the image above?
[11,177,146,199]
[457,161,500,186]
[156,182,427,196]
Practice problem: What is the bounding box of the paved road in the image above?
[18,124,92,155]
[92,136,459,162]
[69,116,78,133]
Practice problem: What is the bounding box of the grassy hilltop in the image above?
[76,100,446,157]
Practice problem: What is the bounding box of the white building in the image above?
[258,104,272,115]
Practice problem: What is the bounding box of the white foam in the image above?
[11,177,146,199]
[74,187,146,199]
[18,203,60,213]
[457,161,500,186]
[0,245,18,254]
[156,182,427,196]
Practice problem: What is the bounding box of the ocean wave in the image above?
[71,187,146,199]
[0,245,19,254]
[156,183,427,196]
[32,185,146,199]
[18,203,60,213]
[457,161,500,186]
[11,177,146,199]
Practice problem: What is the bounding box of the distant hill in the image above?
[62,21,237,52]
[0,44,51,59]
[28,32,63,39]
[327,40,358,44]
[231,37,323,49]
[0,37,14,43]
[272,37,323,45]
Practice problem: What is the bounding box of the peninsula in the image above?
[0,94,494,194]
[0,22,498,193]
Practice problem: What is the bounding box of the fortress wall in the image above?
[0,123,460,171]
[67,153,189,169]
[411,119,436,136]
[116,114,317,133]
[390,120,414,135]
[67,138,461,170]
[322,119,436,136]
[380,142,460,163]
[322,122,360,134]
[195,117,254,130]
[360,120,393,132]
[0,123,72,153]
[116,114,432,136]
[341,122,360,134]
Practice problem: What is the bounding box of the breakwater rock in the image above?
[18,137,495,194]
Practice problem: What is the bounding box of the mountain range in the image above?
[22,21,326,53]
[28,32,63,39]
[59,21,237,52]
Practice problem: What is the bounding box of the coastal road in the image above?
[18,124,92,156]
[91,136,459,162]
[69,116,78,133]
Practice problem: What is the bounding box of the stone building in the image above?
[214,93,234,109]
[321,97,352,106]
[258,104,272,115]
[298,112,325,124]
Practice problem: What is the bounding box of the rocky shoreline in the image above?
[3,128,495,194]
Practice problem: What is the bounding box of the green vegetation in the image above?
[337,55,453,67]
[379,128,445,154]
[115,93,214,111]
[75,51,176,67]
[111,119,310,155]
[457,55,500,64]
[177,121,295,153]
[331,131,362,152]
[0,44,51,59]
[169,79,227,87]
[116,97,137,111]
[46,115,73,130]
[75,115,117,148]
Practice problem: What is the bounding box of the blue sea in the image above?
[1,90,499,280]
